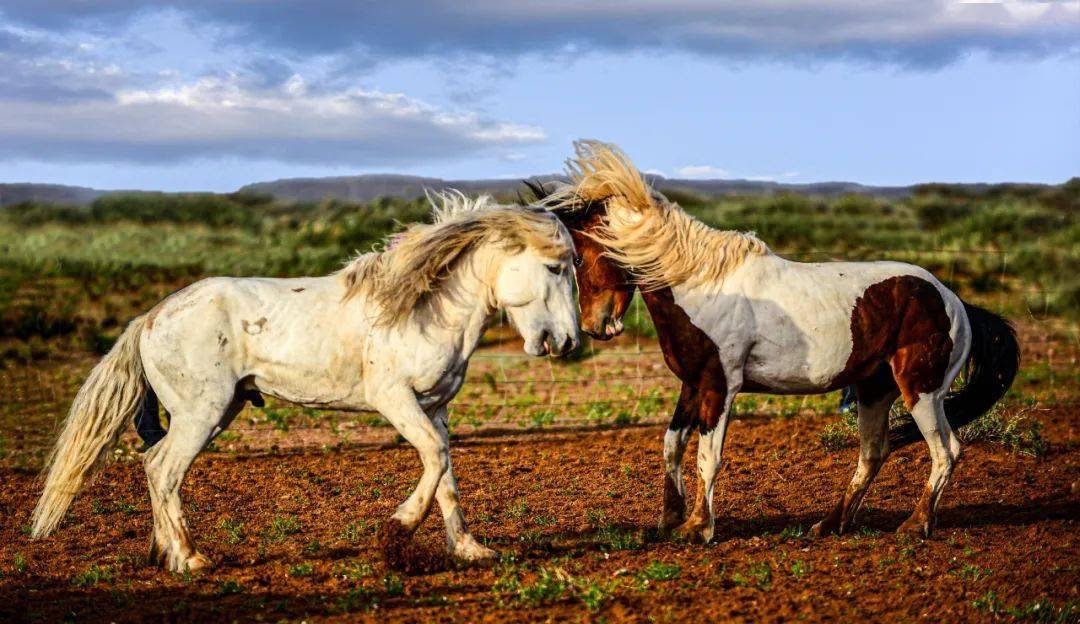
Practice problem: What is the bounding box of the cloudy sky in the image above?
[1,1,1077,191]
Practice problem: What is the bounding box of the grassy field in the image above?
[0,183,1077,622]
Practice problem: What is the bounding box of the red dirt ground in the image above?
[1,402,1076,622]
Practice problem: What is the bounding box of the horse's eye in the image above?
[573,256,583,267]
[546,264,563,276]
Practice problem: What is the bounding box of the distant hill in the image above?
[2,175,1065,208]
[239,173,911,202]
[0,183,108,207]
[238,174,566,203]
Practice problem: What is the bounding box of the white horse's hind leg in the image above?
[430,407,495,562]
[144,409,221,571]
[898,393,958,538]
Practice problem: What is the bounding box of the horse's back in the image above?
[679,255,966,393]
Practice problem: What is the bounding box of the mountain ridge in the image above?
[1,174,1064,208]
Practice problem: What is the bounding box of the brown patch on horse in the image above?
[146,302,164,332]
[292,287,305,293]
[641,288,727,431]
[241,317,268,335]
[831,276,953,409]
[562,208,635,338]
[662,474,686,529]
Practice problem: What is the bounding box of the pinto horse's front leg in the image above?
[673,384,737,544]
[661,383,697,530]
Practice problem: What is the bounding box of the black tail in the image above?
[889,302,1020,449]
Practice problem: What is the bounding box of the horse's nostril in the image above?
[559,335,574,355]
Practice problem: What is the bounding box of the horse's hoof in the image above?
[672,520,713,544]
[896,520,930,540]
[451,537,497,564]
[182,552,214,572]
[811,518,842,538]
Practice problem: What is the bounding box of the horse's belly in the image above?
[743,326,852,393]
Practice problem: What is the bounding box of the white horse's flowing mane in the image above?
[340,190,569,325]
[553,140,771,290]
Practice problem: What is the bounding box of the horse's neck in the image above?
[420,251,496,356]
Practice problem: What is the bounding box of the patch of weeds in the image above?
[340,521,367,543]
[382,573,405,596]
[71,564,114,587]
[218,580,244,595]
[586,403,613,424]
[12,553,27,574]
[262,405,293,431]
[731,561,772,590]
[303,539,322,554]
[973,590,1003,614]
[505,498,529,519]
[336,587,373,613]
[337,561,374,582]
[576,578,616,613]
[778,524,806,540]
[218,518,245,544]
[639,560,681,582]
[853,526,883,539]
[584,508,607,527]
[960,407,1047,457]
[518,567,569,605]
[288,562,314,577]
[265,515,301,543]
[613,409,640,426]
[529,410,556,428]
[596,525,643,551]
[818,411,858,451]
[952,562,992,582]
[789,559,812,580]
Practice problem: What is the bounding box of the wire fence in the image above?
[0,245,1076,462]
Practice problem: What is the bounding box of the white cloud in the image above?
[3,1,1076,69]
[677,165,731,179]
[0,74,545,165]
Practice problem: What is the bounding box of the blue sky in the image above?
[1,1,1077,191]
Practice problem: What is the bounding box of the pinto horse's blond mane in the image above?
[340,191,569,326]
[555,140,770,291]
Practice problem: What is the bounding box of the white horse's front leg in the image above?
[431,407,496,562]
[371,388,449,538]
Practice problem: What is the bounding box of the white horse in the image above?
[30,193,579,571]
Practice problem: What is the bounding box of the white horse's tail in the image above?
[31,315,149,538]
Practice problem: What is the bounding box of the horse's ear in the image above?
[521,179,551,204]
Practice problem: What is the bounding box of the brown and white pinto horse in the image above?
[535,141,1019,543]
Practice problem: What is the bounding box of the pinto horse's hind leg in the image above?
[661,383,697,530]
[897,394,959,538]
[813,367,899,537]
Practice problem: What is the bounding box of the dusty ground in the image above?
[0,320,1076,622]
[1,402,1077,622]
